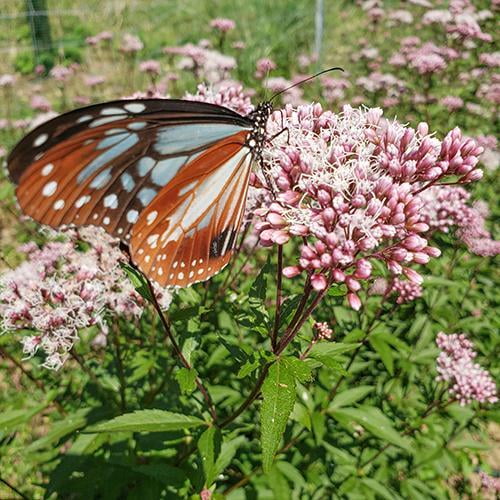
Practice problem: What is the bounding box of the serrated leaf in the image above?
[175,367,197,394]
[286,356,313,383]
[261,359,297,472]
[120,263,153,302]
[88,410,206,433]
[198,427,221,486]
[331,386,374,408]
[329,406,411,451]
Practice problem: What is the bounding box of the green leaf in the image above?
[275,461,306,488]
[198,427,221,486]
[309,342,360,358]
[328,283,348,297]
[120,263,153,302]
[369,336,394,375]
[260,359,297,472]
[175,367,197,395]
[329,406,411,451]
[330,386,374,408]
[0,402,47,432]
[88,410,206,433]
[26,408,91,453]
[214,436,247,477]
[361,478,396,500]
[267,464,291,499]
[249,255,271,301]
[286,356,313,383]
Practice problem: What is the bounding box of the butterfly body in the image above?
[7,98,272,287]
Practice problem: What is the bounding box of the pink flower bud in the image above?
[347,292,362,310]
[283,266,301,278]
[346,277,361,292]
[333,269,345,282]
[311,274,328,291]
[403,267,423,284]
[413,252,430,264]
[267,212,286,226]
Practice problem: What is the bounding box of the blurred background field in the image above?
[0,0,498,498]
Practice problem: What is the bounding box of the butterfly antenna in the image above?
[269,66,344,102]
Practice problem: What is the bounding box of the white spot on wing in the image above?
[103,194,118,209]
[41,163,54,176]
[34,133,48,147]
[147,211,158,225]
[127,209,139,223]
[75,195,91,207]
[53,199,65,210]
[137,187,157,206]
[42,181,57,197]
[125,103,146,113]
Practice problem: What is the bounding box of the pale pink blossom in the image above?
[436,332,497,405]
[0,227,172,370]
[121,33,143,53]
[253,104,482,309]
[210,18,236,33]
[255,58,277,79]
[139,60,161,75]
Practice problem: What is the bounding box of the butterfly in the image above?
[7,98,272,287]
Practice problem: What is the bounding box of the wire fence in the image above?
[0,0,143,57]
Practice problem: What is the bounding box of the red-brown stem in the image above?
[275,283,330,356]
[145,278,218,422]
[271,245,283,351]
[218,363,270,428]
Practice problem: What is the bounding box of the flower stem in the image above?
[144,277,218,422]
[271,245,284,351]
[110,322,127,412]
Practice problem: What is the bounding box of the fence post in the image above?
[25,0,54,63]
[314,0,324,66]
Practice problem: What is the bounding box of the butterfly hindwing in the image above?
[131,135,252,287]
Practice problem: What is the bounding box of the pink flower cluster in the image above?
[185,81,254,116]
[390,277,423,304]
[85,31,113,46]
[255,58,277,79]
[419,186,500,257]
[479,472,500,492]
[50,65,74,83]
[436,332,497,406]
[209,18,236,33]
[121,34,143,53]
[0,227,171,370]
[164,43,236,83]
[139,60,161,76]
[314,321,333,340]
[253,103,484,309]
